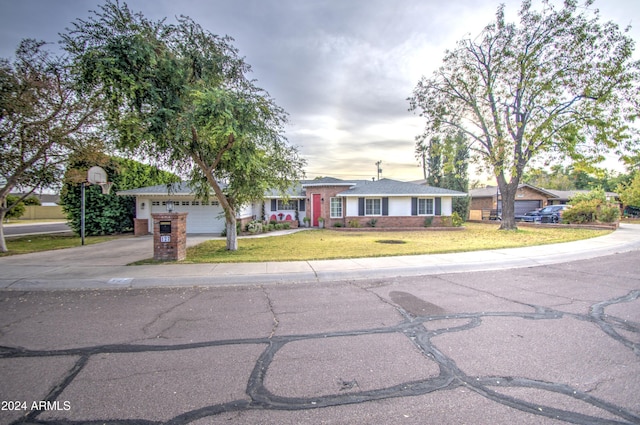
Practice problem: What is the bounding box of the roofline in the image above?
[337,193,468,197]
[116,192,197,197]
[301,182,356,187]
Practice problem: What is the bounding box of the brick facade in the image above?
[133,218,149,236]
[343,215,445,228]
[304,185,350,227]
[151,212,187,261]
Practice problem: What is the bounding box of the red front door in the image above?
[312,194,321,226]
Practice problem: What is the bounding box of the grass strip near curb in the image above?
[0,234,127,256]
[183,223,611,263]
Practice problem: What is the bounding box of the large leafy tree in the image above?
[409,0,639,229]
[416,132,470,218]
[440,132,470,219]
[0,39,101,252]
[415,135,442,186]
[62,1,305,250]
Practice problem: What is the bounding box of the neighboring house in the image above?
[469,184,619,219]
[545,189,619,205]
[118,177,467,235]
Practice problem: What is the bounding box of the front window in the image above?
[330,197,342,218]
[418,198,434,215]
[365,198,381,216]
[277,200,297,210]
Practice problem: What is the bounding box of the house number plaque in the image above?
[160,235,171,243]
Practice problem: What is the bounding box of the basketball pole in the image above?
[81,182,86,246]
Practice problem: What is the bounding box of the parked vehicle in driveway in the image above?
[539,205,571,223]
[515,208,542,222]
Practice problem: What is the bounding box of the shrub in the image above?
[441,216,453,227]
[562,188,620,224]
[247,220,263,234]
[4,195,27,220]
[451,211,464,227]
[562,199,599,223]
[348,220,361,228]
[366,218,378,228]
[596,204,620,223]
[333,222,343,227]
[424,216,433,227]
[283,222,291,229]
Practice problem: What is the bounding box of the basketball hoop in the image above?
[81,165,113,246]
[99,182,114,195]
[87,166,108,185]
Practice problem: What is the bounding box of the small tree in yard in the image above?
[409,0,639,230]
[0,39,101,252]
[62,1,305,250]
[617,172,640,212]
[562,188,620,224]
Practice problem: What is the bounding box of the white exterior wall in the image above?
[238,204,253,220]
[265,198,304,222]
[343,196,453,216]
[389,197,410,216]
[137,198,151,221]
[345,198,360,216]
[441,197,452,215]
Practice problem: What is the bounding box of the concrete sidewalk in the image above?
[1,224,639,291]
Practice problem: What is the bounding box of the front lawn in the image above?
[184,222,611,263]
[0,234,128,256]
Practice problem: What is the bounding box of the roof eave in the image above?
[337,193,467,197]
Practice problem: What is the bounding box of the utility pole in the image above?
[375,161,382,181]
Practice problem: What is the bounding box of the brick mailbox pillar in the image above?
[151,212,188,261]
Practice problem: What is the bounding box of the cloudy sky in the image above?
[1,0,638,181]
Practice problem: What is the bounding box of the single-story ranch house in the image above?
[118,177,467,235]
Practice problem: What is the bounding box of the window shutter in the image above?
[382,197,389,216]
[271,199,277,210]
[411,197,418,216]
[299,199,305,212]
[358,197,365,216]
[435,197,441,215]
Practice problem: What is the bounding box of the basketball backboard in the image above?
[87,166,107,184]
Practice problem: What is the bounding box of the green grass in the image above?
[1,234,128,256]
[184,222,611,263]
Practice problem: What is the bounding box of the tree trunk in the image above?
[0,209,7,252]
[496,175,518,231]
[226,215,238,251]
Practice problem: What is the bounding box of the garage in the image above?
[514,200,542,215]
[497,200,542,216]
[150,199,225,234]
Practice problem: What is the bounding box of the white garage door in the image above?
[151,200,225,234]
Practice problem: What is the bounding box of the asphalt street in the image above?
[1,249,639,424]
[3,222,71,237]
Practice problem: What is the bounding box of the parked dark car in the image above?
[539,205,571,223]
[515,208,542,222]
